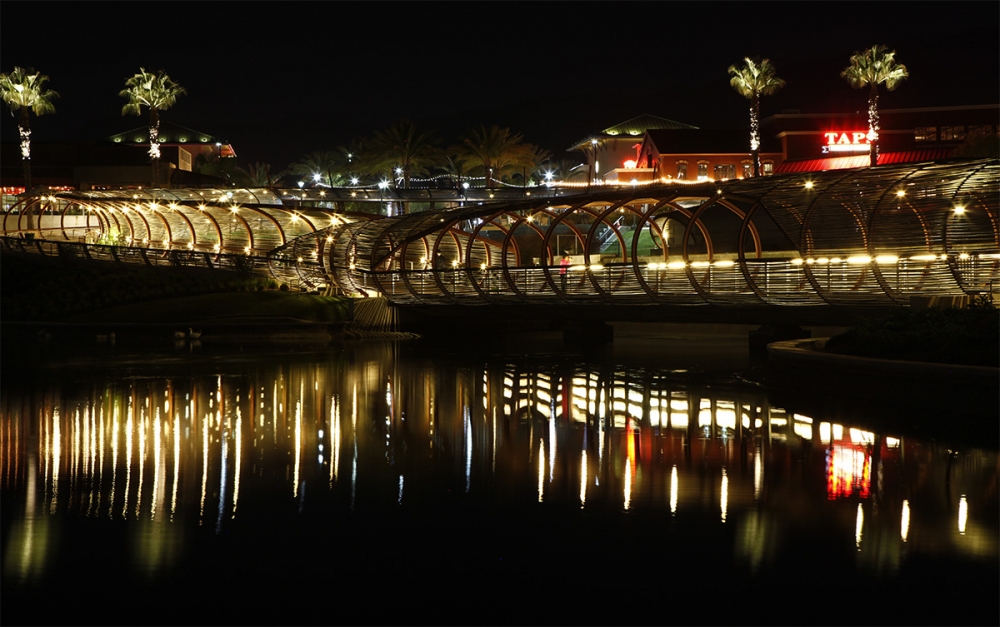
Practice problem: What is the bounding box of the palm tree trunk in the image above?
[149,108,161,186]
[19,108,35,230]
[868,85,880,167]
[750,96,761,177]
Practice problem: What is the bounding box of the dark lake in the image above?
[2,326,997,625]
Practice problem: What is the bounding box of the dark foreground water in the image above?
[2,328,997,625]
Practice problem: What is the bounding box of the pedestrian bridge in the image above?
[3,159,997,325]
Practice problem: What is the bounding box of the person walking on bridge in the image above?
[560,253,571,291]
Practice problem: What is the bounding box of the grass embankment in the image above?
[823,299,999,368]
[1,250,351,324]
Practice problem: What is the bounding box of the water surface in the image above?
[2,332,997,625]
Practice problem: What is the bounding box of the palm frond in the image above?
[0,66,59,115]
[728,57,785,100]
[120,68,186,115]
[841,45,909,90]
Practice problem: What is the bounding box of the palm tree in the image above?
[549,158,586,183]
[458,125,526,189]
[728,57,785,177]
[437,156,467,189]
[505,143,552,187]
[288,151,344,187]
[233,162,286,188]
[362,119,441,189]
[842,45,909,167]
[120,68,186,186]
[0,67,58,210]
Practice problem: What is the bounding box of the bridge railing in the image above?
[1,235,272,275]
[334,252,1000,307]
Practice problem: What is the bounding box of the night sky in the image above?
[2,2,997,170]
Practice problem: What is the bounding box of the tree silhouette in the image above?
[120,68,186,186]
[728,57,785,177]
[842,45,908,167]
[0,66,58,215]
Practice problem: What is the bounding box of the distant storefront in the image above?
[583,104,998,183]
[766,104,998,172]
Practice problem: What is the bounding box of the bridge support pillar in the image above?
[748,324,810,354]
[563,320,613,345]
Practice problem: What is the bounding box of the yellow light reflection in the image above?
[49,407,61,515]
[699,399,711,427]
[332,395,341,482]
[232,412,242,519]
[855,503,864,549]
[171,410,180,520]
[717,407,736,431]
[152,410,161,520]
[958,496,968,535]
[136,404,146,519]
[670,465,678,514]
[901,500,910,542]
[793,423,813,441]
[200,413,208,525]
[579,450,587,507]
[721,468,728,523]
[754,447,762,500]
[623,456,632,511]
[850,427,874,444]
[537,438,545,503]
[124,403,133,519]
[293,399,301,499]
[819,422,831,444]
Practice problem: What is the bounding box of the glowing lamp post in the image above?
[378,180,389,216]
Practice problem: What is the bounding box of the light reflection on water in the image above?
[1,343,998,621]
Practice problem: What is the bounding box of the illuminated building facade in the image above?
[635,128,783,182]
[567,114,698,182]
[766,104,998,172]
[591,104,998,182]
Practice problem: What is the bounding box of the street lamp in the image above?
[378,180,389,215]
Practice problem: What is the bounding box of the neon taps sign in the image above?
[822,131,872,153]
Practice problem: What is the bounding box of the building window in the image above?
[914,127,937,142]
[741,161,752,178]
[762,161,773,176]
[714,164,736,180]
[697,161,709,179]
[940,126,966,141]
[676,160,688,180]
[967,125,994,138]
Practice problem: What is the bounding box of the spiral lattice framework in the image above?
[3,159,997,316]
[277,159,997,312]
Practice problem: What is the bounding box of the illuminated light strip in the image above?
[826,144,871,152]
